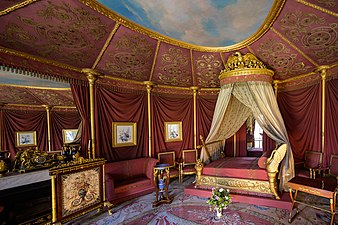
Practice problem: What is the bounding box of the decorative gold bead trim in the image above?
[297,0,338,18]
[219,68,274,80]
[0,83,70,90]
[0,47,82,73]
[0,0,39,16]
[92,23,120,69]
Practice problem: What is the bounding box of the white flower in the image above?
[219,188,224,192]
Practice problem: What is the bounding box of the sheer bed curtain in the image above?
[200,83,251,163]
[232,81,294,190]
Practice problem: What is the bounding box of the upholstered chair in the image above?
[157,151,180,181]
[296,151,323,179]
[180,149,198,183]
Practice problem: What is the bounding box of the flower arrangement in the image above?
[206,187,231,211]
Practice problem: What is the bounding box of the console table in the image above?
[288,176,337,225]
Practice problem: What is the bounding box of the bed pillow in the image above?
[258,152,268,169]
[258,147,276,169]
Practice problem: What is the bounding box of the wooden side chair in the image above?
[296,150,323,179]
[179,149,198,183]
[157,151,180,181]
[322,154,338,183]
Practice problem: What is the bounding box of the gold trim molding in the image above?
[0,0,39,16]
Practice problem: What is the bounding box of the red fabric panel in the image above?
[71,83,91,158]
[50,111,81,151]
[263,132,275,153]
[236,122,247,157]
[94,86,148,161]
[225,136,234,157]
[2,110,48,159]
[151,94,194,161]
[196,95,217,156]
[278,84,321,162]
[324,78,338,167]
[203,157,268,180]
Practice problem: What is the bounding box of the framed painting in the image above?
[15,131,37,147]
[62,129,78,144]
[112,122,137,147]
[49,158,105,224]
[165,122,182,142]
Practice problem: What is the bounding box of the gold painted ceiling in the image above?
[0,0,337,107]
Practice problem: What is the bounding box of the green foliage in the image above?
[206,187,231,211]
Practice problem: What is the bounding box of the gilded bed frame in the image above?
[195,144,287,199]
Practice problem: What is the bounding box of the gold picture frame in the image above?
[165,122,182,142]
[15,131,37,147]
[112,122,137,147]
[62,129,78,144]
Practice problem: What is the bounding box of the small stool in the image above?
[153,164,173,207]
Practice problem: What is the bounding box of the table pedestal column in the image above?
[153,164,173,207]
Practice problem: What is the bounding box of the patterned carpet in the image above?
[68,177,336,225]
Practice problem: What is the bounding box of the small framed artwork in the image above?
[15,131,37,147]
[62,129,78,144]
[165,122,182,142]
[112,122,137,147]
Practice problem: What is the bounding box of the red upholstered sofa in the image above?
[105,157,158,204]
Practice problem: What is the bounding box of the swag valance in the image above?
[200,52,294,190]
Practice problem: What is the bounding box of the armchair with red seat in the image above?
[295,150,323,179]
[157,151,180,182]
[318,154,338,185]
[180,149,198,183]
[105,157,158,204]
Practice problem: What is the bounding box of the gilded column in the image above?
[190,86,199,149]
[82,68,101,159]
[317,66,328,154]
[45,105,52,152]
[144,81,156,157]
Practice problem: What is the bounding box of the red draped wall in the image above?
[324,78,338,167]
[196,95,217,156]
[224,123,246,157]
[263,132,275,153]
[50,110,81,151]
[71,83,91,158]
[151,94,194,161]
[94,86,148,161]
[277,84,321,162]
[2,110,48,159]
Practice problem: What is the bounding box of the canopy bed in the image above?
[195,52,295,199]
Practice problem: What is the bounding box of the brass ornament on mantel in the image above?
[219,52,274,79]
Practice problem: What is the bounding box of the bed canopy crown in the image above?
[219,52,274,85]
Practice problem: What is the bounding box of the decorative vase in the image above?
[0,150,11,177]
[215,208,223,220]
